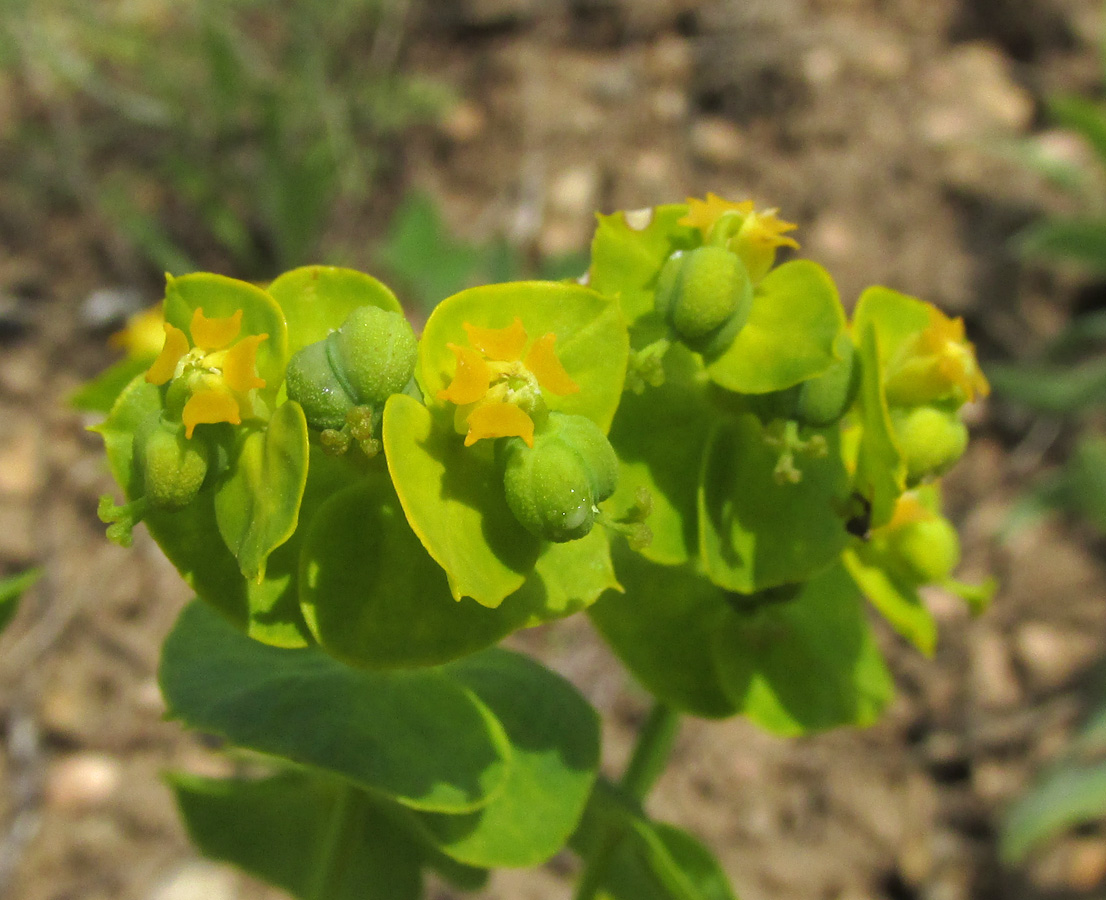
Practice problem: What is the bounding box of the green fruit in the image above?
[501,414,619,542]
[335,306,418,406]
[795,334,860,427]
[655,246,753,357]
[134,414,209,510]
[285,306,417,432]
[891,405,968,482]
[885,516,960,584]
[284,340,355,431]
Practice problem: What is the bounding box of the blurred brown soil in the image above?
[3,1,1106,898]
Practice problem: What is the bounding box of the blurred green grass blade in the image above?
[1042,310,1106,360]
[998,136,1089,195]
[1048,95,1106,170]
[1002,762,1106,863]
[1016,218,1106,274]
[998,471,1070,542]
[986,356,1106,413]
[1068,437,1106,532]
[0,569,39,635]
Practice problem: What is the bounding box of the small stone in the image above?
[591,62,638,103]
[148,861,239,900]
[0,424,43,498]
[1066,838,1106,891]
[652,87,688,122]
[647,35,693,82]
[45,753,122,811]
[690,117,744,166]
[1015,622,1098,690]
[802,46,842,85]
[972,630,1021,709]
[808,214,858,259]
[549,166,600,217]
[634,149,671,184]
[80,287,145,331]
[440,101,486,143]
[971,759,1023,803]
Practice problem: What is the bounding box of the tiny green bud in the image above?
[795,334,860,427]
[501,413,619,542]
[884,516,960,584]
[134,414,209,510]
[655,246,753,357]
[891,405,968,483]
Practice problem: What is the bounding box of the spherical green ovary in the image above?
[285,339,356,431]
[655,246,753,356]
[134,415,209,510]
[891,405,969,482]
[795,334,860,426]
[334,306,417,406]
[885,516,960,584]
[501,414,619,542]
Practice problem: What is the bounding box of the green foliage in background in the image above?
[0,0,448,275]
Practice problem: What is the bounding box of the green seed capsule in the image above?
[134,414,209,510]
[655,246,753,357]
[891,405,968,483]
[286,305,417,432]
[795,334,860,427]
[501,413,619,542]
[884,515,960,584]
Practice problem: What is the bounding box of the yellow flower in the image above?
[109,305,166,359]
[437,317,579,447]
[679,194,799,281]
[146,308,268,438]
[884,305,990,407]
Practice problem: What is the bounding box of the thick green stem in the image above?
[573,702,681,900]
[308,783,358,900]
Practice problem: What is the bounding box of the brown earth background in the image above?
[3,0,1106,898]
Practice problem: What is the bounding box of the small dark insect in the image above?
[845,493,873,539]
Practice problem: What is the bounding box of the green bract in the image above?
[85,195,993,900]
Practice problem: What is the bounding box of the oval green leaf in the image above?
[383,393,541,607]
[299,477,534,669]
[698,414,849,593]
[159,600,511,813]
[268,265,403,357]
[710,566,894,736]
[215,400,310,583]
[707,260,845,393]
[843,544,937,656]
[414,649,600,867]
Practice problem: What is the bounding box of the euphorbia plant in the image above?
[86,194,993,899]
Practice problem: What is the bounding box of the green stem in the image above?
[573,702,681,900]
[308,782,357,900]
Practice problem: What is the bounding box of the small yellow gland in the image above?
[436,317,579,447]
[146,308,268,439]
[679,194,799,281]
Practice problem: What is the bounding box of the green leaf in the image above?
[171,771,423,900]
[1016,218,1106,275]
[418,281,630,432]
[70,355,154,414]
[1067,437,1106,532]
[299,477,534,669]
[159,600,511,813]
[215,401,309,582]
[1002,762,1106,863]
[853,325,907,528]
[605,345,710,566]
[589,550,737,719]
[987,357,1106,413]
[851,285,932,369]
[588,204,698,325]
[1048,94,1106,168]
[163,272,289,393]
[698,414,849,593]
[711,566,894,736]
[0,569,39,635]
[383,393,541,607]
[414,649,600,867]
[843,545,937,656]
[267,265,402,358]
[707,261,844,394]
[515,528,622,625]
